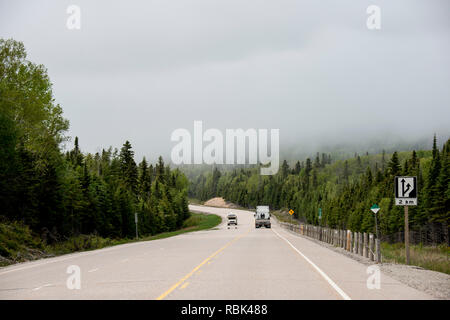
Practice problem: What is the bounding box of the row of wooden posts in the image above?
[280,222,381,263]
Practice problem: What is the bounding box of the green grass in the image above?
[381,242,450,274]
[139,212,222,241]
[0,212,221,267]
[188,197,204,205]
[0,221,46,266]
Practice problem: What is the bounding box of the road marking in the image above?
[32,283,52,291]
[88,268,99,273]
[121,258,129,263]
[156,228,251,300]
[180,282,189,290]
[272,228,351,300]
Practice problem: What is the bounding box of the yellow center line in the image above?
[180,282,189,290]
[156,228,251,300]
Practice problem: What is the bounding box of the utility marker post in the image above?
[370,204,381,263]
[394,176,417,265]
[135,212,138,239]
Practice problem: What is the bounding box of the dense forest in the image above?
[189,136,449,244]
[0,39,190,242]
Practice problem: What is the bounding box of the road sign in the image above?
[370,204,380,214]
[318,208,322,219]
[394,176,417,206]
[289,209,294,215]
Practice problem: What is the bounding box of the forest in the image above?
[0,39,190,243]
[189,136,449,244]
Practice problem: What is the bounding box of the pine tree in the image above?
[119,140,138,192]
[293,161,301,174]
[388,152,401,177]
[71,137,83,167]
[138,157,151,198]
[281,160,289,179]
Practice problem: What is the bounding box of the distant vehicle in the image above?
[227,213,238,228]
[255,206,271,228]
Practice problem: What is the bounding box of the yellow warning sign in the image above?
[289,209,294,215]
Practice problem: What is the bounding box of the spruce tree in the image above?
[388,152,401,177]
[119,140,138,192]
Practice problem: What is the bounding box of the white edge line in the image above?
[32,283,52,291]
[272,228,351,300]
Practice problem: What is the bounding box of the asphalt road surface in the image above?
[0,205,433,299]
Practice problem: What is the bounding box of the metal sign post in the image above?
[289,209,294,225]
[370,204,381,263]
[394,176,417,265]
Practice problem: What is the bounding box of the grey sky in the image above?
[1,0,449,161]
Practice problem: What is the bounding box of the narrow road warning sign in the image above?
[395,176,417,205]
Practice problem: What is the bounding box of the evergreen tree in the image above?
[388,152,401,177]
[119,141,138,192]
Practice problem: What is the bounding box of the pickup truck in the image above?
[255,206,271,228]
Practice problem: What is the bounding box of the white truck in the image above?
[254,206,271,228]
[227,213,238,228]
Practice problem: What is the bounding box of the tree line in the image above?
[189,136,449,243]
[0,39,190,242]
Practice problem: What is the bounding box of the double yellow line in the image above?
[156,228,251,300]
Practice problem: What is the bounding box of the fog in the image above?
[1,0,449,162]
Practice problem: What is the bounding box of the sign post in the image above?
[370,204,381,263]
[289,209,294,225]
[394,176,418,265]
[135,212,138,239]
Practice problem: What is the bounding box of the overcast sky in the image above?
[1,0,449,162]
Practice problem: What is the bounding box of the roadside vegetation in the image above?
[0,38,196,260]
[0,212,221,267]
[381,242,450,274]
[188,198,204,205]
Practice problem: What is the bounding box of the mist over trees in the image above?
[189,136,449,243]
[0,39,190,242]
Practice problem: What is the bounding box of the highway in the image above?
[0,205,433,299]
